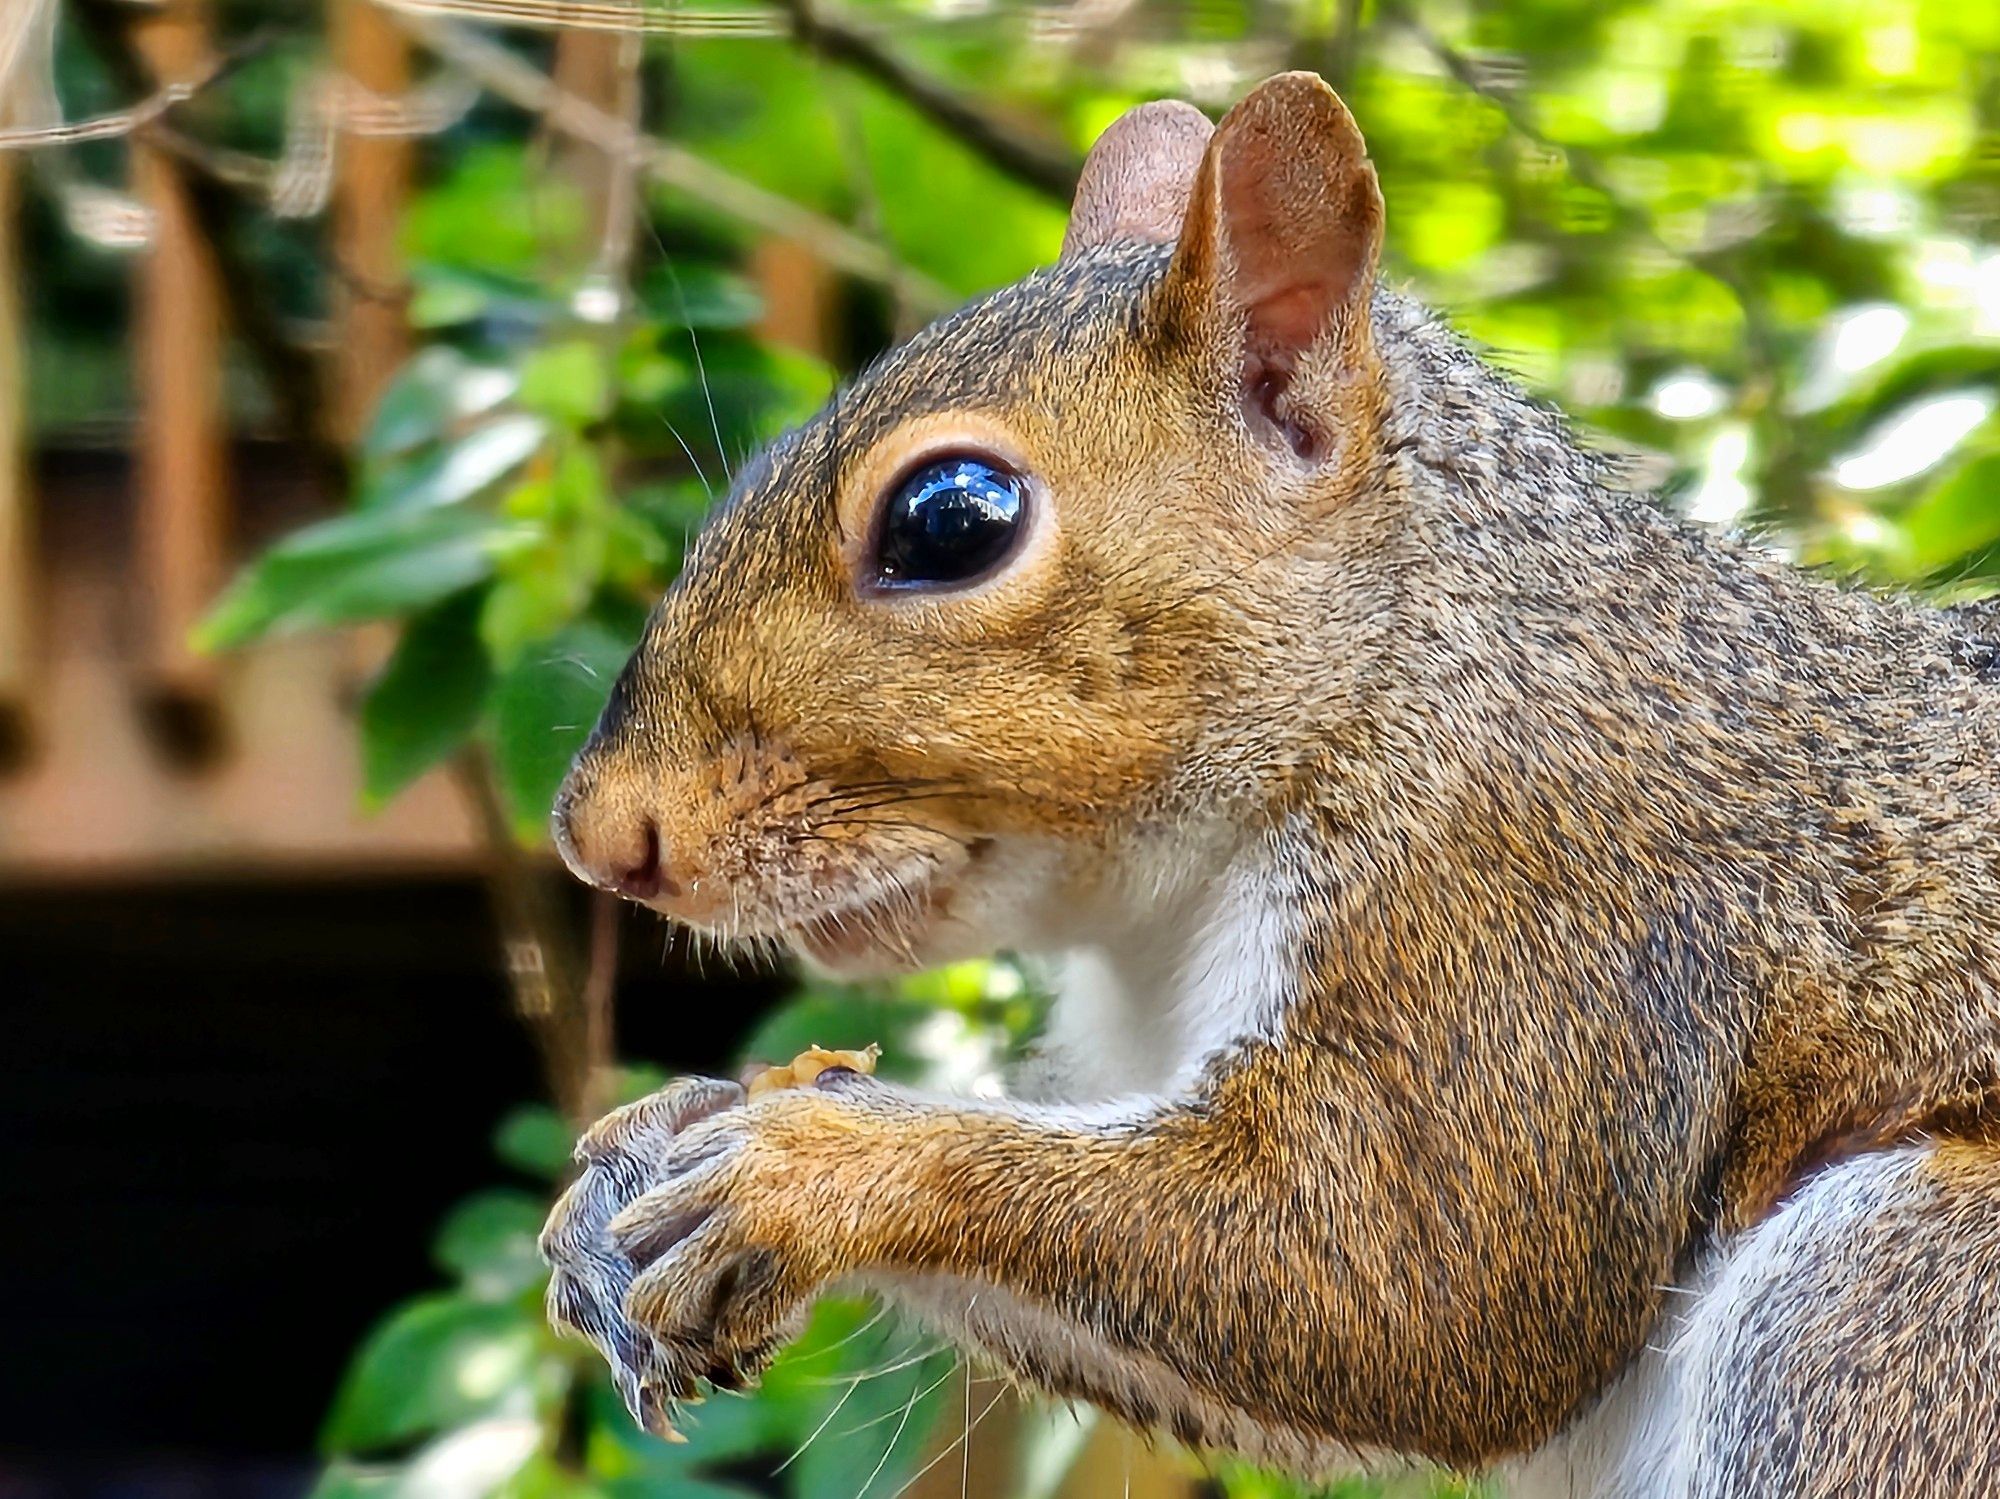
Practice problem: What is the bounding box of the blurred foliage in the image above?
[308,964,1049,1499]
[20,0,1986,1491]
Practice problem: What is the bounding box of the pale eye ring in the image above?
[869,453,1029,590]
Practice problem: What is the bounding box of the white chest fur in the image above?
[1027,813,1309,1102]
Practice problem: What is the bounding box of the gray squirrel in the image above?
[541,72,2000,1497]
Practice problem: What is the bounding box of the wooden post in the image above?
[130,0,226,748]
[550,24,641,272]
[0,148,31,767]
[330,0,412,439]
[751,235,837,356]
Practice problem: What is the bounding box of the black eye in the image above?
[872,454,1029,589]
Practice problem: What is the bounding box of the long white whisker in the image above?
[658,415,714,497]
[656,254,730,486]
[773,1365,869,1476]
[790,1303,893,1365]
[835,1357,956,1437]
[890,1380,1010,1499]
[799,1334,939,1387]
[851,1356,939,1499]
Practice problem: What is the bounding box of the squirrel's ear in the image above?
[1062,100,1215,259]
[1165,73,1383,458]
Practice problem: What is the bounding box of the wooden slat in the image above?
[0,149,31,763]
[0,450,482,880]
[330,0,413,439]
[130,0,227,738]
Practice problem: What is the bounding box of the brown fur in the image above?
[543,73,2000,1487]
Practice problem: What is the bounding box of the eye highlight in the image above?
[871,453,1029,590]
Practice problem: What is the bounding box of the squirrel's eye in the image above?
[872,454,1028,589]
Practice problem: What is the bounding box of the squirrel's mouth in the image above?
[788,879,945,971]
[781,838,988,974]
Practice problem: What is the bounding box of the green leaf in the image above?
[403,264,557,331]
[357,414,549,513]
[518,340,613,427]
[364,347,519,463]
[360,591,493,807]
[1899,451,2000,575]
[399,1417,545,1496]
[433,1188,550,1301]
[580,1380,760,1490]
[601,1478,760,1499]
[1806,343,2000,448]
[305,1461,397,1499]
[635,263,764,329]
[407,273,492,330]
[486,617,636,838]
[197,508,504,652]
[494,1104,576,1180]
[402,147,583,279]
[481,446,617,665]
[321,1294,539,1455]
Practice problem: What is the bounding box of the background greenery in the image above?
[24,0,2000,1492]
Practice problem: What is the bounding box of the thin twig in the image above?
[380,0,787,37]
[773,0,1079,201]
[376,0,1084,201]
[454,749,597,1123]
[0,78,203,150]
[394,10,957,313]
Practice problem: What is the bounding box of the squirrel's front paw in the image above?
[543,1076,866,1437]
[606,1086,859,1410]
[540,1076,748,1433]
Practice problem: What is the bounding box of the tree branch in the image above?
[773,0,1081,201]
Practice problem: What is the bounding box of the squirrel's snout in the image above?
[555,783,682,904]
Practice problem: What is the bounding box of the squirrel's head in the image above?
[557,72,1396,975]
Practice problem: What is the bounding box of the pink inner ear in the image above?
[1196,78,1382,459]
[1247,284,1337,361]
[1222,164,1375,459]
[1218,131,1377,360]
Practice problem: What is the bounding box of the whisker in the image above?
[834,1357,956,1435]
[658,414,715,498]
[850,1355,945,1499]
[804,1340,948,1389]
[889,1379,1011,1499]
[773,1363,870,1475]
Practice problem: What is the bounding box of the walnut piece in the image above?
[745,1042,882,1099]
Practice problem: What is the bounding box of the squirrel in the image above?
[540,72,2000,1495]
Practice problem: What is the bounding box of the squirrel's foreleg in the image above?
[567,1049,1381,1460]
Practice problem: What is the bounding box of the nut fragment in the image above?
[745,1043,882,1099]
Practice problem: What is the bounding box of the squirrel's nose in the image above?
[554,788,681,903]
